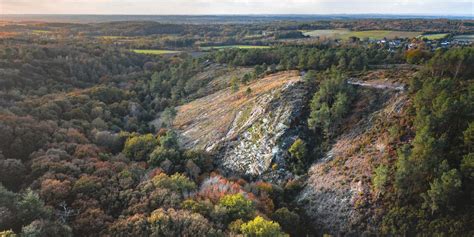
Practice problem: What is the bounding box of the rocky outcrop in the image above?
[172,71,310,177]
[220,80,309,177]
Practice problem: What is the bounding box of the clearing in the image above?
[131,49,181,55]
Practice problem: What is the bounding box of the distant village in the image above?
[368,35,473,52]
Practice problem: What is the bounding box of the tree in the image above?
[149,147,181,167]
[230,76,240,93]
[422,169,462,213]
[308,69,352,137]
[148,208,217,237]
[240,216,287,237]
[217,193,254,223]
[123,134,158,161]
[0,230,16,237]
[152,173,196,195]
[242,87,251,97]
[20,220,72,237]
[17,189,51,226]
[160,107,177,128]
[372,164,389,194]
[289,139,307,161]
[271,208,300,235]
[0,158,26,191]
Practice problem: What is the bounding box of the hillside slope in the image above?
[173,71,310,177]
[298,78,410,234]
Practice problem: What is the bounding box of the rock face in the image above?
[173,71,309,177]
[220,80,309,176]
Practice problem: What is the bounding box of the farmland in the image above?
[131,49,181,55]
[419,33,449,40]
[302,29,421,40]
[454,34,474,42]
[200,45,271,50]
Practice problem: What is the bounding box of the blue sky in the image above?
[1,0,473,16]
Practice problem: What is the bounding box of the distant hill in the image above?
[1,14,472,24]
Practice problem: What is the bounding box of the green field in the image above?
[132,49,181,55]
[200,45,271,50]
[419,33,449,40]
[99,36,131,40]
[453,34,474,42]
[302,29,421,40]
[32,30,52,34]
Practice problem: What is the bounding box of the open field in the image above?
[419,33,449,40]
[98,36,133,40]
[454,34,474,42]
[200,45,271,50]
[302,29,421,40]
[131,49,181,55]
[32,30,52,34]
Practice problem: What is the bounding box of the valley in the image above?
[0,15,473,237]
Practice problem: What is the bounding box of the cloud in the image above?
[1,0,472,15]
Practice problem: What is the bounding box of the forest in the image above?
[0,17,473,237]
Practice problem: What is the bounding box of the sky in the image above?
[1,0,473,16]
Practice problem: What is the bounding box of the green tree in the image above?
[123,134,158,161]
[240,216,287,237]
[230,76,240,93]
[372,164,389,194]
[160,107,177,128]
[288,139,307,161]
[422,169,462,213]
[20,220,72,237]
[17,189,51,226]
[218,193,254,222]
[271,207,300,235]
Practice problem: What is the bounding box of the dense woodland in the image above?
[0,19,473,236]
